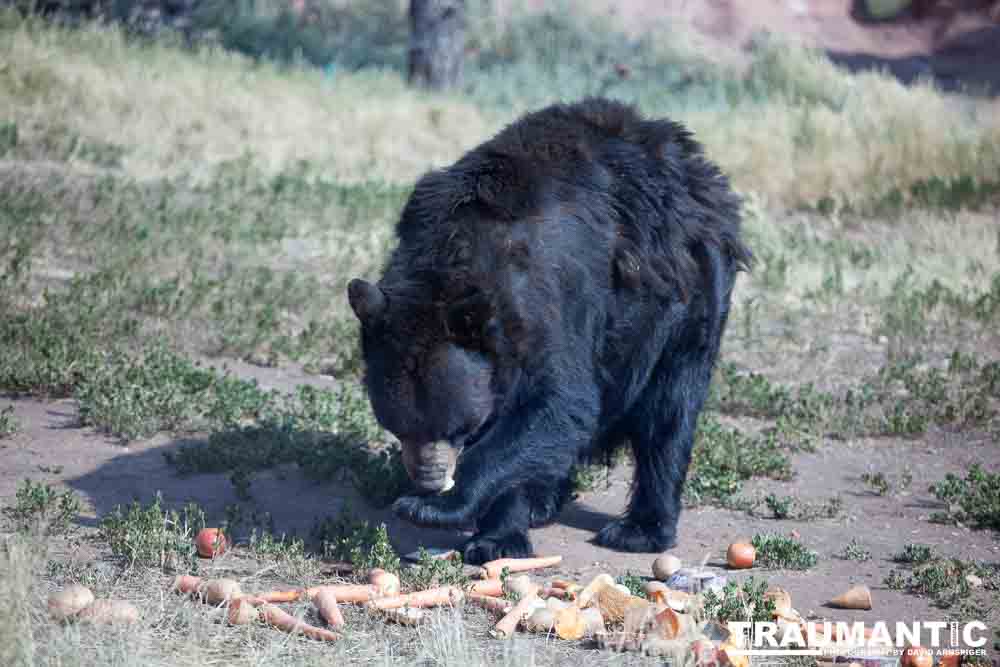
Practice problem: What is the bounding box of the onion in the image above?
[194,528,228,558]
[726,542,756,569]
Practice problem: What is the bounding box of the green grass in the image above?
[310,509,400,574]
[701,577,776,625]
[861,472,891,496]
[98,493,206,570]
[885,557,1000,609]
[163,383,408,507]
[404,548,471,593]
[0,404,19,438]
[929,464,1000,531]
[683,415,793,506]
[839,538,872,562]
[614,571,648,599]
[753,494,843,521]
[893,544,935,564]
[751,534,819,570]
[2,478,82,536]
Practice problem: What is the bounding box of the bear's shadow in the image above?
[64,430,621,558]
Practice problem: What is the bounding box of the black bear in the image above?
[347,98,751,564]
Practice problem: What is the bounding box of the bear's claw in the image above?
[391,494,467,528]
[462,532,533,564]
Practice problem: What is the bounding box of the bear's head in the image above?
[347,277,497,494]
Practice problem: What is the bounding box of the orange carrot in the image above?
[256,584,378,605]
[258,602,339,642]
[312,588,345,629]
[367,586,465,610]
[549,579,575,590]
[309,584,379,604]
[480,556,563,580]
[491,587,540,639]
[256,589,307,604]
[468,579,504,597]
[468,592,512,615]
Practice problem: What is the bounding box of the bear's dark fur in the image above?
[347,98,751,564]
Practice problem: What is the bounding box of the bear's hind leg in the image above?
[593,348,714,552]
[596,243,732,553]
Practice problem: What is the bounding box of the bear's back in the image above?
[388,98,750,301]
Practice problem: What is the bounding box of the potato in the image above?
[226,597,261,625]
[76,600,140,625]
[198,578,242,605]
[651,554,682,581]
[48,584,95,621]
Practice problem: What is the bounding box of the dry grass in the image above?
[3,8,1000,207]
[2,534,697,667]
[686,40,1000,209]
[0,15,490,185]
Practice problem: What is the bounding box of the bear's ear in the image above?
[347,279,386,324]
[445,291,494,345]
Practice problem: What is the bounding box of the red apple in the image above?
[194,528,227,558]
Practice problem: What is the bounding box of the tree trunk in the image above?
[408,0,465,90]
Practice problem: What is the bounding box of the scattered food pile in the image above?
[45,533,951,664]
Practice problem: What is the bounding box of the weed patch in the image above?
[930,465,1000,531]
[702,577,776,624]
[2,478,81,536]
[310,510,400,574]
[839,538,872,562]
[751,533,818,570]
[684,416,792,506]
[885,557,1000,609]
[710,349,1000,448]
[77,345,272,440]
[893,544,935,564]
[0,405,19,438]
[615,571,648,599]
[98,493,206,570]
[861,472,891,496]
[752,494,843,521]
[404,548,470,592]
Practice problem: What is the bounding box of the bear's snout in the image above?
[399,439,458,494]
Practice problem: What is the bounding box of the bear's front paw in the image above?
[462,532,533,565]
[594,519,677,553]
[391,494,468,528]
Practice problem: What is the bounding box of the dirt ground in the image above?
[3,352,999,650]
